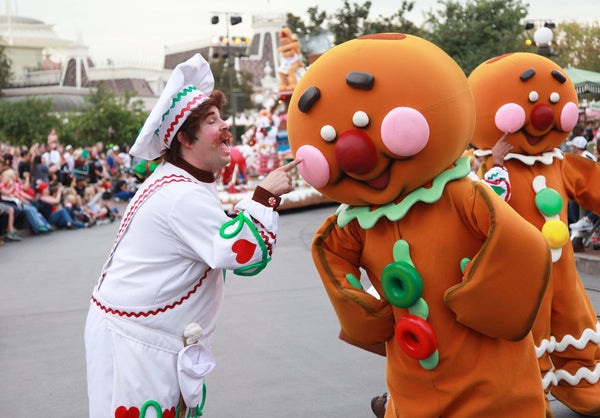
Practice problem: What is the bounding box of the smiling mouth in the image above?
[524,132,544,146]
[366,168,390,190]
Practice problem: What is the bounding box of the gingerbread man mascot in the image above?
[469,52,600,416]
[287,34,552,417]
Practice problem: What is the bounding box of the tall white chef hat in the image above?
[130,53,215,160]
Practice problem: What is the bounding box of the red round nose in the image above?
[334,130,377,175]
[530,103,555,131]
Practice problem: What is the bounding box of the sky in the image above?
[3,0,600,66]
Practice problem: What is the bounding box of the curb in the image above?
[574,252,600,275]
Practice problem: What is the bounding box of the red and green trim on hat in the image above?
[156,86,209,149]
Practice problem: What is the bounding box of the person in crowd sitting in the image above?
[63,145,75,174]
[86,148,105,185]
[0,169,53,234]
[42,129,64,184]
[110,174,135,202]
[18,150,31,180]
[36,182,91,229]
[32,155,50,185]
[83,184,120,224]
[0,201,23,242]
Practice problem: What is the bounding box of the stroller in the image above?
[582,218,600,250]
[571,217,600,252]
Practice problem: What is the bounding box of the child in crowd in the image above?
[83,184,120,224]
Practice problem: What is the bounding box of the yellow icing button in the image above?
[541,219,569,249]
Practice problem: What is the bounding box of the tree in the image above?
[209,56,253,116]
[552,21,600,72]
[286,7,330,59]
[424,0,529,75]
[287,1,420,55]
[363,1,422,37]
[0,97,59,146]
[60,82,148,148]
[286,7,328,39]
[328,1,374,45]
[0,40,12,95]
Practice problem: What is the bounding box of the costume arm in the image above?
[444,182,551,341]
[562,153,600,213]
[169,186,278,276]
[312,215,395,345]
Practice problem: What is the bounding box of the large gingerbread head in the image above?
[287,34,475,206]
[469,52,579,155]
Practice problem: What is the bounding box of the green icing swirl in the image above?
[336,156,471,229]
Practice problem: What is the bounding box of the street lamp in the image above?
[524,21,558,58]
[211,12,242,142]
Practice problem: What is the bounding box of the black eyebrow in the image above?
[552,70,566,83]
[520,68,535,81]
[346,72,374,90]
[297,86,320,113]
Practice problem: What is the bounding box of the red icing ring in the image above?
[394,314,438,360]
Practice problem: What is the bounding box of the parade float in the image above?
[218,27,333,214]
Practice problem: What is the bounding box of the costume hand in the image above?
[258,159,302,196]
[492,131,513,167]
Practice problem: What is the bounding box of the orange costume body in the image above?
[287,35,551,417]
[470,53,600,416]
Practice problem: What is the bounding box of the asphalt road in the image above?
[0,203,597,417]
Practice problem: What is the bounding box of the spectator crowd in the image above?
[2,122,600,249]
[0,129,141,246]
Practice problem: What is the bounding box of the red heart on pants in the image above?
[115,406,139,418]
[232,239,257,264]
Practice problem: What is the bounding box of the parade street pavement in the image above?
[0,204,598,417]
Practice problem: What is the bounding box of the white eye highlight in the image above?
[352,111,369,128]
[320,125,337,142]
[529,91,539,102]
[550,92,560,103]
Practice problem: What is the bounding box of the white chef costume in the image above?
[84,54,280,418]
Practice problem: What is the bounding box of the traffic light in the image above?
[211,16,219,24]
[230,16,242,25]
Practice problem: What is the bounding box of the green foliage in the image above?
[209,56,253,116]
[0,40,12,95]
[424,0,529,75]
[287,0,420,48]
[287,7,328,38]
[0,97,59,146]
[328,1,373,45]
[552,21,600,72]
[59,82,148,148]
[363,2,422,36]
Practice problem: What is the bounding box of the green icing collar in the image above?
[336,156,471,229]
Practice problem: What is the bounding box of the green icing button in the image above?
[535,188,563,217]
[460,257,471,273]
[346,273,364,290]
[419,350,439,370]
[408,298,429,320]
[381,261,424,308]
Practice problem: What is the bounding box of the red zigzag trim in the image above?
[93,270,209,317]
[163,94,207,145]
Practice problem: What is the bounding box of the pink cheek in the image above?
[495,103,526,133]
[295,145,330,188]
[560,102,579,132]
[380,107,430,156]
